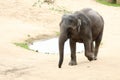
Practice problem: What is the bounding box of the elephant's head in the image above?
[58,14,81,68]
[60,14,81,33]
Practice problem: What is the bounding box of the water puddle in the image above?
[29,38,84,54]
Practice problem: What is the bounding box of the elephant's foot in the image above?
[88,56,97,61]
[87,56,98,61]
[86,53,94,61]
[69,60,77,66]
[93,56,97,60]
[87,57,94,61]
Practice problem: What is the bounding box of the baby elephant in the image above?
[58,8,104,68]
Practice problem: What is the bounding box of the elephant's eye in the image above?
[69,19,73,23]
[68,19,76,26]
[68,19,74,24]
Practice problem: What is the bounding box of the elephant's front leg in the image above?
[69,39,77,66]
[84,40,94,61]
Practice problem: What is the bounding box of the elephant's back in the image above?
[82,8,104,26]
[74,8,104,27]
[81,8,104,40]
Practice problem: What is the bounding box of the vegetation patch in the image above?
[55,31,60,36]
[96,0,120,7]
[14,43,29,50]
[32,0,55,7]
[33,0,72,14]
[49,6,72,14]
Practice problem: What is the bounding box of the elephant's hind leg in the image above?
[94,30,103,60]
[84,40,94,61]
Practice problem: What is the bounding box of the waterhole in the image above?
[29,38,84,54]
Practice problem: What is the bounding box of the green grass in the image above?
[55,31,60,36]
[96,0,120,7]
[14,43,29,50]
[49,6,72,14]
[32,0,44,7]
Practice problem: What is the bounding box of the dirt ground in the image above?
[0,0,120,80]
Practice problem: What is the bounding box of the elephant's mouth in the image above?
[72,26,77,30]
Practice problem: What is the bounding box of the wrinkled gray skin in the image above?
[58,8,104,68]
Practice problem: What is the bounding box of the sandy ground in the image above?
[0,0,120,80]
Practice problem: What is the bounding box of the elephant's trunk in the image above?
[58,33,68,68]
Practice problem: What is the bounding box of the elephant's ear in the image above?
[77,19,81,32]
